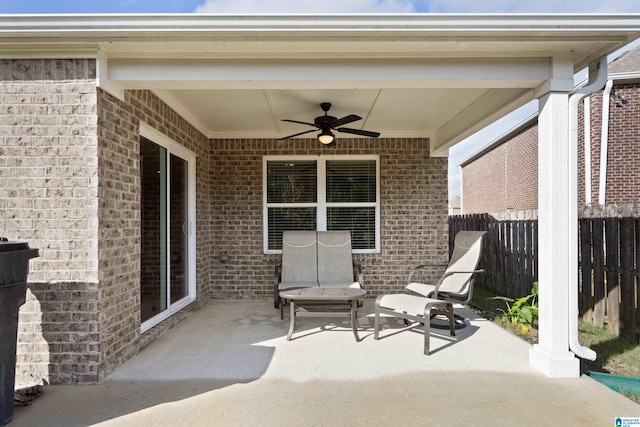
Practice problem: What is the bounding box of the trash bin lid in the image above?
[0,241,31,252]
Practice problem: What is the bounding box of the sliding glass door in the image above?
[140,129,196,331]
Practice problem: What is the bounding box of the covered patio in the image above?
[11,300,639,426]
[2,14,640,391]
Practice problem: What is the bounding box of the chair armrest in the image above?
[352,262,364,289]
[407,263,448,285]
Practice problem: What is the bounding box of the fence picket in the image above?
[636,219,640,334]
[620,218,635,337]
[592,219,606,327]
[579,218,593,322]
[605,218,620,335]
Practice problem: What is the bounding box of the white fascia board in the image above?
[1,14,640,36]
[609,71,640,81]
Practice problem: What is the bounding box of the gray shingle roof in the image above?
[609,44,640,74]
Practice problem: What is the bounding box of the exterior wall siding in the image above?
[210,138,449,299]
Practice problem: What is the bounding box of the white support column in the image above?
[529,91,580,378]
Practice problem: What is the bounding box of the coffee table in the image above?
[279,287,367,341]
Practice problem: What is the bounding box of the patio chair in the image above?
[405,230,486,310]
[374,230,486,354]
[274,231,318,313]
[316,231,363,289]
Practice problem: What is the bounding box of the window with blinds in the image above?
[264,156,379,253]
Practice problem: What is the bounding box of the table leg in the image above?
[286,300,296,341]
[350,298,360,342]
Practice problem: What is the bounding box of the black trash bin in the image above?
[0,241,38,426]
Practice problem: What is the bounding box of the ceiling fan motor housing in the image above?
[315,115,337,129]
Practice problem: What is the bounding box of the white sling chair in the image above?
[374,230,486,355]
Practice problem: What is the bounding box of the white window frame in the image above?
[263,154,380,254]
[140,124,197,333]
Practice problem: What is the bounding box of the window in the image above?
[263,155,379,253]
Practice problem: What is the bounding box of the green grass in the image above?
[471,287,640,404]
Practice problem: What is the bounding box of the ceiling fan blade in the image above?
[278,129,317,140]
[332,114,362,128]
[282,119,318,127]
[337,127,380,138]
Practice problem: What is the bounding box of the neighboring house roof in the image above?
[609,43,640,74]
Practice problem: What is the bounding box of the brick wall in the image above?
[461,121,539,214]
[461,145,506,213]
[97,89,212,378]
[210,138,449,298]
[504,124,538,210]
[603,83,640,204]
[0,59,100,384]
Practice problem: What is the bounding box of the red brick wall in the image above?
[461,122,537,214]
[603,83,640,204]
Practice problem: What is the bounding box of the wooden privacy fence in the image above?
[449,214,537,298]
[579,217,640,336]
[449,213,640,337]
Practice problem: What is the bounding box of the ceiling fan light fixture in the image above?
[318,130,335,145]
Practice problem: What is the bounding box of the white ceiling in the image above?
[3,14,639,155]
[155,87,492,141]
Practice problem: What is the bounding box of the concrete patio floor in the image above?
[10,299,640,426]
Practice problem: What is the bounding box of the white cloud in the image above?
[194,0,416,13]
[426,0,640,13]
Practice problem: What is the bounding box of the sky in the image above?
[2,0,640,198]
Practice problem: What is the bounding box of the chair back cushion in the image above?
[281,231,318,283]
[317,231,353,284]
[440,231,485,296]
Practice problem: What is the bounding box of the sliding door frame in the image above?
[140,124,197,333]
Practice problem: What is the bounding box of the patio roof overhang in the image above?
[1,14,639,156]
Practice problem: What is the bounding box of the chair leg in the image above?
[447,303,456,337]
[423,304,432,355]
[374,307,380,340]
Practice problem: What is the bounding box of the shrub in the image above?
[490,282,538,329]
